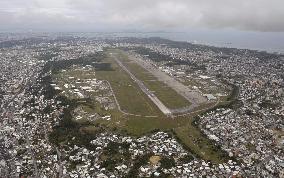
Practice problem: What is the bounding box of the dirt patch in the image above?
[149,155,161,165]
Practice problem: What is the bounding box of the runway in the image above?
[110,53,172,116]
[126,53,208,113]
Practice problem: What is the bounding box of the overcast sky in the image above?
[1,0,284,32]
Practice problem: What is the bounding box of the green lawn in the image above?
[95,53,162,116]
[95,49,229,163]
[173,121,228,163]
[52,49,230,164]
[113,50,191,109]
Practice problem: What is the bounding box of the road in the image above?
[110,53,172,116]
[104,80,158,117]
[127,52,208,113]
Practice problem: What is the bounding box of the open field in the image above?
[127,53,208,106]
[51,50,231,164]
[173,121,228,163]
[109,52,171,115]
[112,50,193,110]
[95,53,163,117]
[97,50,229,163]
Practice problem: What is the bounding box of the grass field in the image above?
[95,53,162,116]
[52,49,230,164]
[96,49,228,163]
[173,120,228,162]
[112,50,191,109]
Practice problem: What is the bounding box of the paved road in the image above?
[127,53,208,113]
[104,80,158,117]
[110,53,172,116]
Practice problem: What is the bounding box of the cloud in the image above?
[0,0,284,32]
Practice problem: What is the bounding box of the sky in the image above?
[1,0,284,52]
[1,0,284,32]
